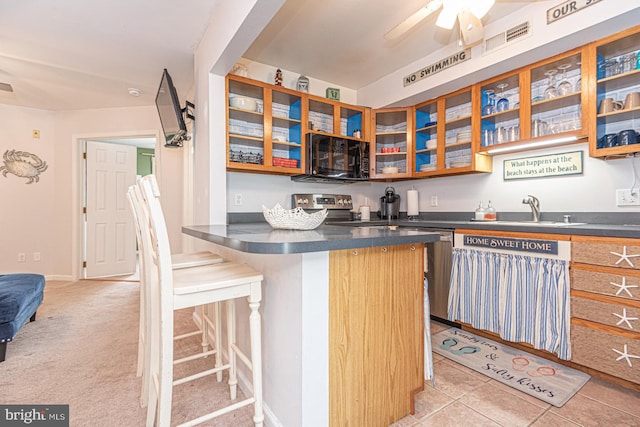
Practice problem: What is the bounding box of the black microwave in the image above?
[292,134,369,183]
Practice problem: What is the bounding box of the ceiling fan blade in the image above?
[384,0,443,40]
[458,8,484,47]
[435,2,459,30]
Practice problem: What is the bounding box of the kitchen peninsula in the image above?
[182,223,440,427]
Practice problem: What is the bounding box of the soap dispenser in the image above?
[475,202,486,221]
[485,200,497,221]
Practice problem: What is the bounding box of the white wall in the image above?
[0,105,56,275]
[0,103,184,278]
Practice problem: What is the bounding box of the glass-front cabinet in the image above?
[443,88,475,170]
[371,108,413,179]
[227,75,303,173]
[414,100,439,174]
[528,47,586,144]
[227,76,266,169]
[478,72,522,152]
[307,95,367,139]
[270,88,303,169]
[590,26,640,158]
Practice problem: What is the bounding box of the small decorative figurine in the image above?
[275,69,283,86]
[296,75,310,93]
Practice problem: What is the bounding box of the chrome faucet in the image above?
[522,195,540,222]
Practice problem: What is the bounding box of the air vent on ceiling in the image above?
[484,21,531,53]
[0,82,13,92]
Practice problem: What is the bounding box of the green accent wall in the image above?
[137,148,154,176]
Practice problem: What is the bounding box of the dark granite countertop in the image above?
[328,219,640,238]
[182,223,441,254]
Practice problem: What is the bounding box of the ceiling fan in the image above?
[384,0,496,46]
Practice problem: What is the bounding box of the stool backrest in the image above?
[135,175,176,413]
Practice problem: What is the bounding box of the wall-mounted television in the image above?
[155,68,194,148]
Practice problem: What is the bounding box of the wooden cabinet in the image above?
[307,94,368,139]
[571,235,640,389]
[227,75,304,174]
[329,243,424,426]
[371,107,413,179]
[589,25,640,158]
[478,71,523,150]
[226,75,369,175]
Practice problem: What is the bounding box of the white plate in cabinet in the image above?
[572,266,640,302]
[572,238,640,270]
[571,324,640,384]
[572,297,640,331]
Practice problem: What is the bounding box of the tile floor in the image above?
[391,321,640,427]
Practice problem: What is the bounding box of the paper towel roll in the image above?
[407,189,419,216]
[360,205,370,221]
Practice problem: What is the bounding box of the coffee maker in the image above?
[378,186,400,219]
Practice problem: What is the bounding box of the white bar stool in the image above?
[135,175,264,427]
[128,184,225,407]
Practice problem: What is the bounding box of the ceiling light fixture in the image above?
[128,88,142,97]
[486,136,582,155]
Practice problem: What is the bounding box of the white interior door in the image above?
[85,140,137,278]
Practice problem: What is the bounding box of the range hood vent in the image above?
[0,82,14,92]
[484,21,531,53]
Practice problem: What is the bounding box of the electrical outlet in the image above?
[234,193,243,206]
[18,253,26,262]
[616,189,640,206]
[33,252,41,262]
[431,195,438,207]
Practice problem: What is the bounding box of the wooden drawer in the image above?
[571,324,640,384]
[572,297,640,331]
[572,236,640,271]
[572,265,640,302]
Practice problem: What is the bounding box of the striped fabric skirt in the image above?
[448,248,571,360]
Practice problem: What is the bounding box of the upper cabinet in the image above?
[478,71,522,151]
[226,75,369,175]
[307,94,368,139]
[414,100,439,174]
[371,107,413,179]
[227,75,303,173]
[528,47,586,144]
[589,26,640,158]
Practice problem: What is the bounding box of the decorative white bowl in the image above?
[262,203,328,230]
[229,96,258,112]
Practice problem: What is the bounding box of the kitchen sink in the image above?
[469,220,586,227]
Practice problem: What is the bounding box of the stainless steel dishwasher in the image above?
[425,229,456,325]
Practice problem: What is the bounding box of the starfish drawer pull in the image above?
[613,308,638,329]
[610,277,638,297]
[612,344,640,368]
[610,246,640,267]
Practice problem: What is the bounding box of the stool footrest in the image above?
[176,397,256,427]
[173,363,230,386]
[174,349,217,366]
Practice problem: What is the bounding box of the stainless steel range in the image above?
[291,193,353,222]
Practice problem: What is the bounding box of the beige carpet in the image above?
[0,280,255,426]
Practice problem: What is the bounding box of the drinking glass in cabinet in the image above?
[544,70,558,99]
[482,90,496,116]
[575,61,582,92]
[557,64,573,96]
[496,83,510,112]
